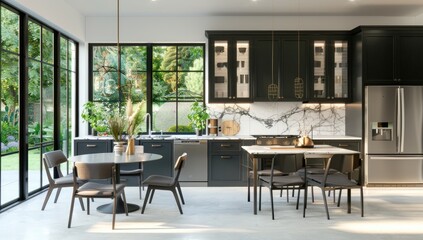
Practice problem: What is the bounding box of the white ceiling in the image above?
[64,0,423,18]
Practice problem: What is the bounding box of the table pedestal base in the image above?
[96,196,140,214]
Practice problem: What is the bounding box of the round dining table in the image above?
[69,152,163,214]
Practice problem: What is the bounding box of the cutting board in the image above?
[221,120,240,136]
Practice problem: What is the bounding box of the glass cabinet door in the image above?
[236,41,250,99]
[333,40,348,98]
[313,40,326,98]
[214,41,228,99]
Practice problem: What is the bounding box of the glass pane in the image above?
[153,46,176,71]
[1,153,19,204]
[313,41,326,98]
[122,46,147,71]
[42,28,54,64]
[214,41,228,98]
[69,41,76,72]
[60,37,67,69]
[28,20,41,60]
[153,102,176,132]
[92,46,119,101]
[1,7,20,53]
[0,51,20,205]
[27,60,41,147]
[236,41,250,98]
[178,46,203,71]
[0,53,19,152]
[27,148,41,193]
[179,71,203,101]
[177,102,194,132]
[42,64,54,143]
[334,41,348,98]
[60,70,67,151]
[153,72,175,102]
[121,46,147,101]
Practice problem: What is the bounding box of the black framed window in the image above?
[88,43,205,134]
[0,2,78,210]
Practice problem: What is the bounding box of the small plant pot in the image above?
[195,128,203,136]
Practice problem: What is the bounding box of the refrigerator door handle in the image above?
[400,88,405,152]
[396,87,401,153]
[370,156,423,160]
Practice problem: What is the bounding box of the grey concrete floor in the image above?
[1,186,423,240]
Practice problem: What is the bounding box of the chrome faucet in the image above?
[145,113,152,136]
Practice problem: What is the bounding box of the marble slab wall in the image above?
[207,102,345,136]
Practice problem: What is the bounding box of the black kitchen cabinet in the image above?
[139,140,173,178]
[74,139,112,155]
[208,140,248,186]
[361,28,423,85]
[253,36,308,101]
[206,32,253,103]
[308,37,350,102]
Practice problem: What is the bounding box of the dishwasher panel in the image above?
[174,139,208,184]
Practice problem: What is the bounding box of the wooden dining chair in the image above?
[68,162,128,229]
[41,150,84,211]
[141,153,187,214]
[303,153,364,220]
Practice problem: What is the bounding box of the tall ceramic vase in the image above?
[114,141,125,156]
[126,137,135,155]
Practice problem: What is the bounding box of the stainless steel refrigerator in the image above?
[365,86,423,184]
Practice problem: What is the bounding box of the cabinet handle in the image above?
[338,144,349,147]
[220,144,232,148]
[220,156,232,159]
[86,144,97,148]
[151,144,162,148]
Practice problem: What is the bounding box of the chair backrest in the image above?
[43,150,68,168]
[173,153,187,182]
[74,162,115,180]
[43,150,68,182]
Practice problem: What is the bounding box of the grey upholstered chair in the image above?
[42,150,84,211]
[302,153,364,220]
[141,152,187,214]
[68,162,128,229]
[258,155,305,220]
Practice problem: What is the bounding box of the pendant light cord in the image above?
[117,0,121,93]
[297,0,300,78]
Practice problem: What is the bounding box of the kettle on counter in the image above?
[294,135,314,148]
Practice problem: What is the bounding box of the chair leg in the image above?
[41,187,54,210]
[141,187,152,214]
[67,195,76,228]
[321,189,330,220]
[121,191,129,216]
[176,183,185,205]
[311,186,315,202]
[78,197,85,211]
[247,175,251,202]
[360,187,364,217]
[149,189,156,204]
[87,198,90,215]
[112,195,117,230]
[296,188,301,210]
[259,185,262,211]
[286,188,289,203]
[171,189,183,214]
[270,189,275,220]
[337,189,343,207]
[138,175,142,200]
[54,187,62,203]
[303,185,308,218]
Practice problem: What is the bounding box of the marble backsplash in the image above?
[207,102,345,136]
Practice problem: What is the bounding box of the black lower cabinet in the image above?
[74,139,112,155]
[140,140,173,178]
[313,140,361,172]
[208,140,254,186]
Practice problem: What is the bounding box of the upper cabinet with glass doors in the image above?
[206,33,252,103]
[309,38,350,102]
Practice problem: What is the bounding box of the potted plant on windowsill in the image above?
[187,101,209,136]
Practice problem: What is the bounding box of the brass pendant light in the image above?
[267,0,278,100]
[294,0,304,99]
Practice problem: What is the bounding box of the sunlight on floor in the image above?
[333,220,423,234]
[87,221,255,234]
